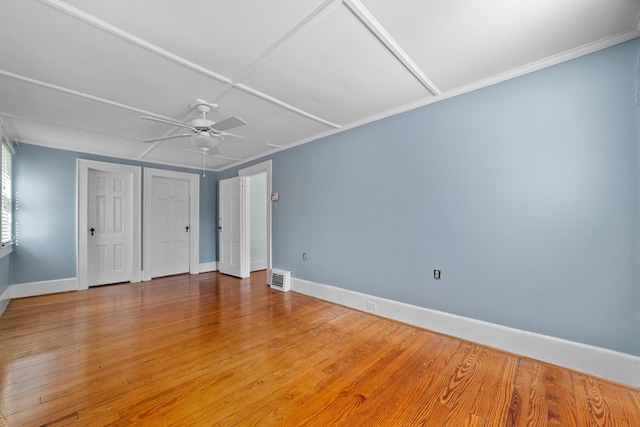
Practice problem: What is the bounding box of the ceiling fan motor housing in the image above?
[190,118,216,129]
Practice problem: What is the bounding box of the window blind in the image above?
[1,139,13,245]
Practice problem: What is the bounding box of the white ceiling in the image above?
[1,0,639,171]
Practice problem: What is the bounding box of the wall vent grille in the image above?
[270,269,291,292]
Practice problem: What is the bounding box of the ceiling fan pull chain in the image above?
[202,150,206,178]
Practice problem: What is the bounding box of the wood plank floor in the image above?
[0,271,638,426]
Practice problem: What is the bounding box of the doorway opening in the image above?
[239,160,273,284]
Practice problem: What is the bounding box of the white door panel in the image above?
[88,169,130,286]
[151,176,190,278]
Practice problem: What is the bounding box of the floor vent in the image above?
[270,269,291,292]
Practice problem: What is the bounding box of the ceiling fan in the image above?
[139,99,247,156]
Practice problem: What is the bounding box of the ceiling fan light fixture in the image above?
[190,131,219,150]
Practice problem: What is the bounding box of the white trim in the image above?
[234,84,341,129]
[0,285,11,316]
[0,243,12,258]
[344,0,440,95]
[143,168,200,281]
[291,277,640,388]
[39,0,231,86]
[10,278,77,299]
[239,160,273,284]
[77,160,142,290]
[239,176,251,278]
[0,69,181,124]
[199,261,217,273]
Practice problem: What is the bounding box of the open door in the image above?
[239,160,273,285]
[218,176,250,278]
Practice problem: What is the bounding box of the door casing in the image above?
[143,168,199,281]
[239,160,272,284]
[77,159,142,290]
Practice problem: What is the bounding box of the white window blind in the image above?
[1,139,13,246]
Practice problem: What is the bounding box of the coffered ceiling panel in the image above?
[243,2,433,126]
[0,0,637,171]
[62,0,326,78]
[0,74,156,141]
[9,118,147,159]
[212,88,336,147]
[359,0,640,91]
[0,0,227,119]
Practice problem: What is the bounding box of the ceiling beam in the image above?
[39,0,341,134]
[233,0,343,83]
[0,69,180,122]
[39,0,232,86]
[343,0,441,96]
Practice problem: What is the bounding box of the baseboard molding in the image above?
[10,278,78,299]
[250,260,267,272]
[198,261,217,273]
[291,277,640,389]
[8,266,221,300]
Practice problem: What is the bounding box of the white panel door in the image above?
[88,169,130,286]
[218,176,250,278]
[151,176,190,278]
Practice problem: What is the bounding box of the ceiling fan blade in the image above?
[140,116,196,131]
[212,116,247,132]
[142,133,193,143]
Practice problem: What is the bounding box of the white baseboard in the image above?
[10,278,78,299]
[198,261,217,273]
[250,260,267,272]
[8,265,221,301]
[291,277,640,389]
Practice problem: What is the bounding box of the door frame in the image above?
[239,160,272,284]
[77,159,142,290]
[143,168,199,281]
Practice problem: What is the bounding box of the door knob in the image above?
[90,227,95,236]
[186,226,189,232]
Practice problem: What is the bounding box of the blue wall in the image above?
[223,39,640,356]
[5,39,639,357]
[10,144,218,284]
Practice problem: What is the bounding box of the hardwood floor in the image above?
[0,271,638,426]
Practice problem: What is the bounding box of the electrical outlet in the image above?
[434,269,441,279]
[367,301,377,310]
